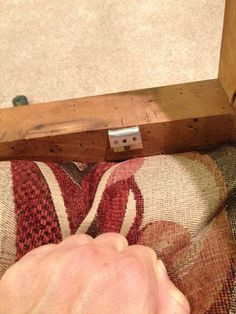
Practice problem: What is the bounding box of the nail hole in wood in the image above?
[49,144,61,153]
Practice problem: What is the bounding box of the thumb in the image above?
[166,281,191,314]
[154,260,190,314]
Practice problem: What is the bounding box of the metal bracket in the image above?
[108,126,143,152]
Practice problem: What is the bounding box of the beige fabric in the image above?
[77,164,119,234]
[0,162,16,277]
[135,154,227,235]
[120,190,137,236]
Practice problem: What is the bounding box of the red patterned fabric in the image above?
[0,145,235,313]
[12,161,62,259]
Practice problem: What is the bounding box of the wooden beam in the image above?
[218,0,236,103]
[0,79,234,163]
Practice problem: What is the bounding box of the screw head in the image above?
[12,95,29,107]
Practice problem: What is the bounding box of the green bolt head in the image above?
[12,95,29,107]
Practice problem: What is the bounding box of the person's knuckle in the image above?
[47,244,98,268]
[131,244,157,260]
[118,256,146,286]
[77,244,100,259]
[1,265,20,288]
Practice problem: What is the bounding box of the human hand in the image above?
[0,233,190,314]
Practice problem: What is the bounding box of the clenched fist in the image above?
[0,233,190,314]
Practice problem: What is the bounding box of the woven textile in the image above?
[0,145,235,313]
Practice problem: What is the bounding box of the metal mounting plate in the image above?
[108,126,143,152]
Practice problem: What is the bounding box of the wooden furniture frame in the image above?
[0,0,235,163]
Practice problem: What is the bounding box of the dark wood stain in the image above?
[146,112,150,123]
[34,124,44,130]
[49,144,62,153]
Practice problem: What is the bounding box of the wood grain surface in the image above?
[218,0,236,103]
[0,79,234,163]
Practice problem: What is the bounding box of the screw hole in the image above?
[123,139,127,143]
[133,137,137,141]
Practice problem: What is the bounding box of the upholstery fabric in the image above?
[0,145,235,313]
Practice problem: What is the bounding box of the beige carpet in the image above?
[0,0,225,108]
